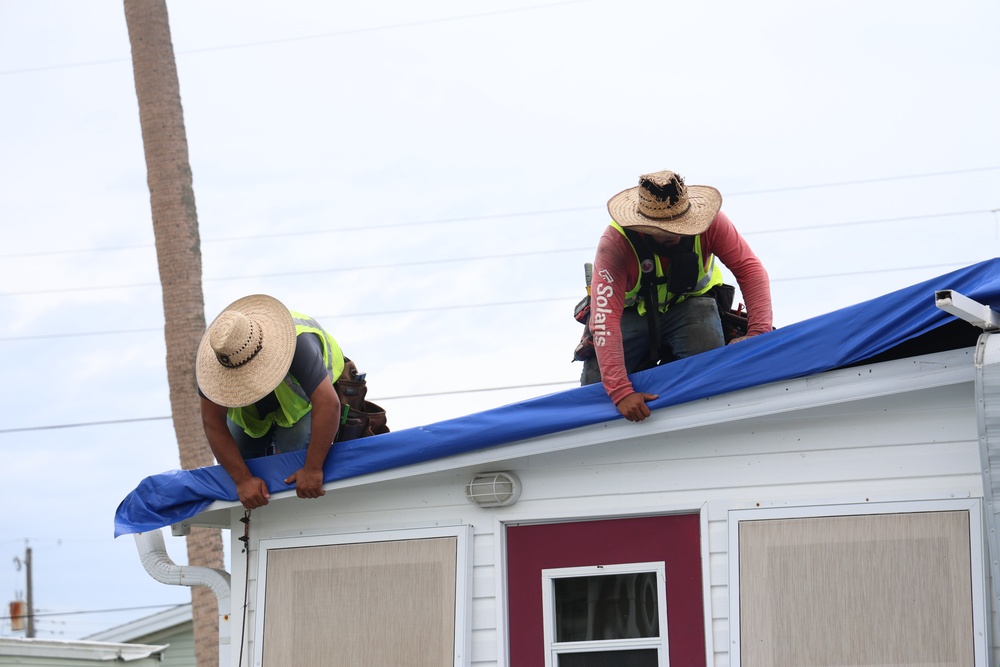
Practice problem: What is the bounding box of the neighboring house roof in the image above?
[83,603,191,643]
[114,258,1000,536]
[0,637,167,663]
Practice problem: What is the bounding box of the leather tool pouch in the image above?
[711,284,749,343]
[334,359,390,442]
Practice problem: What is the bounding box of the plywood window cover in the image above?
[541,561,669,667]
[252,525,471,667]
[727,499,988,667]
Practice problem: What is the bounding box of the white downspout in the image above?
[134,529,232,666]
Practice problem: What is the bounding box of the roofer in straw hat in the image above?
[580,170,773,423]
[197,294,361,510]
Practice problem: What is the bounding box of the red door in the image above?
[506,514,705,666]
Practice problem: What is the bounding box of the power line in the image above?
[0,603,184,621]
[3,170,997,259]
[0,206,596,259]
[727,166,1000,196]
[0,381,580,435]
[0,246,595,298]
[0,253,983,435]
[0,258,986,345]
[1,205,997,298]
[0,416,171,434]
[0,297,578,342]
[0,0,594,76]
[749,209,990,235]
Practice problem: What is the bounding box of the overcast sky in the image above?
[1,0,998,640]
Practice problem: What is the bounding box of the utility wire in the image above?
[0,247,595,298]
[0,206,996,298]
[0,297,578,342]
[726,166,1000,196]
[0,259,985,344]
[2,174,997,259]
[0,603,185,621]
[0,0,593,76]
[0,381,580,435]
[0,255,986,434]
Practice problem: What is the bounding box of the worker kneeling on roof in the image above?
[581,170,773,423]
[196,294,386,510]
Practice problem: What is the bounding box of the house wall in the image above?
[128,623,194,667]
[226,374,986,667]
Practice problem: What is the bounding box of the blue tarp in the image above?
[114,259,1000,536]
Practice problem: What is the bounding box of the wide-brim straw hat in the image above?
[196,294,296,408]
[607,170,722,236]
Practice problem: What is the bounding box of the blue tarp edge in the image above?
[114,259,1000,536]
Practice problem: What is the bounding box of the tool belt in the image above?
[572,282,748,362]
[710,283,750,344]
[334,359,390,442]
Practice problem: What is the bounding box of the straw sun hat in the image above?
[196,294,296,408]
[607,170,722,236]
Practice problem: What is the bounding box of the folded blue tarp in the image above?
[114,259,1000,536]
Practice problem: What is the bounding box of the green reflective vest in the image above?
[228,312,345,438]
[610,221,723,315]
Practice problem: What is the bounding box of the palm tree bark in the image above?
[123,2,224,666]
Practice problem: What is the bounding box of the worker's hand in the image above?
[285,466,326,499]
[616,391,659,422]
[728,334,751,345]
[236,477,270,510]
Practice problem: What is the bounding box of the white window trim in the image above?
[727,498,989,667]
[541,561,669,667]
[252,524,473,667]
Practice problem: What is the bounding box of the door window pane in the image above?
[554,572,660,641]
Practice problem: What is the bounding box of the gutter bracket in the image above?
[935,290,1000,331]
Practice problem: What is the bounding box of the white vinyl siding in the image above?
[221,349,985,667]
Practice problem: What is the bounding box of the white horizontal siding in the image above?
[222,366,984,666]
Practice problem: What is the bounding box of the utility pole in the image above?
[13,546,34,638]
[25,547,33,639]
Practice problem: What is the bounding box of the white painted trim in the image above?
[726,497,988,667]
[494,501,710,667]
[492,512,511,667]
[0,637,168,660]
[251,524,473,667]
[698,503,713,667]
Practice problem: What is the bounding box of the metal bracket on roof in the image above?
[934,290,1000,331]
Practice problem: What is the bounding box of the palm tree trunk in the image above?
[123,2,224,666]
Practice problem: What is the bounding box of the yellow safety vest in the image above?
[610,221,723,315]
[228,312,345,438]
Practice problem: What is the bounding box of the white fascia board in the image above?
[190,347,977,525]
[0,637,168,660]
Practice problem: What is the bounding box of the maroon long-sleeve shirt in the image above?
[590,211,773,405]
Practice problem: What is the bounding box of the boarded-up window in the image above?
[738,511,974,667]
[260,537,457,667]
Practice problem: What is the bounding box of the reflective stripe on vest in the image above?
[228,312,345,438]
[610,221,723,315]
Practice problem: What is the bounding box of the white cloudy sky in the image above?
[1,0,998,639]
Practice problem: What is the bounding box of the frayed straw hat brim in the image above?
[196,294,297,408]
[608,183,722,236]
